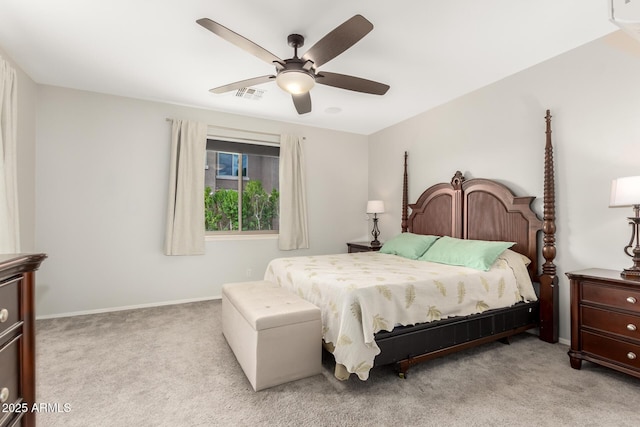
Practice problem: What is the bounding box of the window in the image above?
[205,139,279,233]
[216,152,248,179]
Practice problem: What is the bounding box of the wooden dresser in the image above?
[0,254,46,427]
[566,268,640,379]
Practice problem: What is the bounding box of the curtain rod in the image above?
[165,118,281,138]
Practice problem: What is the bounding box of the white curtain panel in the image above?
[278,134,309,250]
[0,56,19,254]
[164,119,207,255]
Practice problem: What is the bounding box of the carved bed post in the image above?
[539,110,559,343]
[401,151,409,232]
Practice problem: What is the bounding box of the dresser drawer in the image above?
[582,330,640,370]
[582,306,640,341]
[582,281,640,314]
[0,335,22,407]
[0,277,21,337]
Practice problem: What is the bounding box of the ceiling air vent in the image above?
[611,0,640,42]
[235,87,265,100]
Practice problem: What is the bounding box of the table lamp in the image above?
[366,200,385,247]
[610,176,640,280]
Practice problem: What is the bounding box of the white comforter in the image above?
[264,252,532,380]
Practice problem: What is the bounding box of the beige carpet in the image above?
[35,300,640,427]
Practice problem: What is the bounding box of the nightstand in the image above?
[566,268,640,379]
[347,242,382,253]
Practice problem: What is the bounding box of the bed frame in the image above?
[373,110,559,377]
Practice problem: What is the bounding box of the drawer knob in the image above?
[627,296,637,304]
[628,352,637,360]
[0,308,8,323]
[628,324,638,332]
[0,387,9,404]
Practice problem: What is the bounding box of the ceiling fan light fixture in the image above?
[276,70,315,95]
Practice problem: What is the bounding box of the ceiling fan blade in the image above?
[292,92,312,114]
[197,18,283,66]
[316,72,389,95]
[301,15,373,68]
[210,75,275,94]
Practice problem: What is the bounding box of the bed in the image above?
[265,110,559,380]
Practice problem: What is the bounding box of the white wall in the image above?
[368,31,640,343]
[0,47,38,251]
[35,86,369,316]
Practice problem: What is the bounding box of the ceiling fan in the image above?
[196,15,390,115]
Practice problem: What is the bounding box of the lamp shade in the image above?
[610,0,640,43]
[366,200,385,214]
[610,176,640,207]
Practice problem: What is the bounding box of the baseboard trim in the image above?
[36,295,222,320]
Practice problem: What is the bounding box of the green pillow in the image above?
[379,233,440,260]
[419,236,514,271]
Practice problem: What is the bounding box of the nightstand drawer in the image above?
[582,330,640,370]
[0,277,21,337]
[582,306,640,341]
[582,281,640,314]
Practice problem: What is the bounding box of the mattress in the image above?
[264,251,535,380]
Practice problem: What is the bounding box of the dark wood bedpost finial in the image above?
[401,151,409,232]
[539,109,559,343]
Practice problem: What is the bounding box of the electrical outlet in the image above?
[246,268,252,278]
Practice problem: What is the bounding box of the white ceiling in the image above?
[0,0,618,135]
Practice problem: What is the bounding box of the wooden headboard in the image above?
[405,170,543,280]
[400,110,558,342]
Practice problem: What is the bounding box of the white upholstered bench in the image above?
[221,280,322,391]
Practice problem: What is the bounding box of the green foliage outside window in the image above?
[205,180,279,231]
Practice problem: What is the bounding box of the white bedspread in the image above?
[264,252,529,380]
